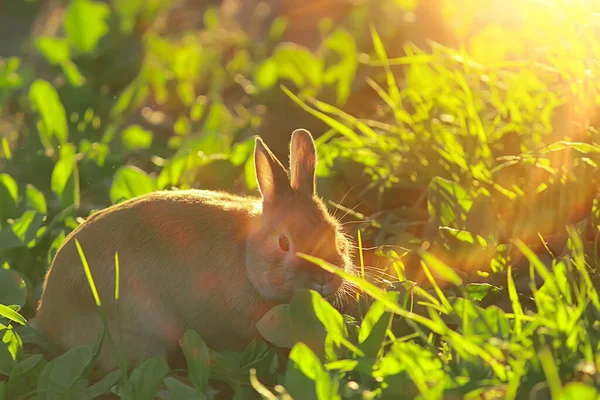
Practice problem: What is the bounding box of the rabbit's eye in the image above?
[278,235,290,252]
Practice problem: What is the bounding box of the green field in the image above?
[1,0,600,398]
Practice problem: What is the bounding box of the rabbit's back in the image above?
[42,189,262,298]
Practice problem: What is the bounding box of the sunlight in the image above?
[2,0,600,397]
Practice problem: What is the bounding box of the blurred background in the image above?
[0,0,599,313]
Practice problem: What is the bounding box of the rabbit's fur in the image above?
[33,129,353,372]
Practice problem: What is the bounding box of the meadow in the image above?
[1,0,600,398]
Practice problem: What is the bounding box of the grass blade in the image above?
[0,304,26,325]
[75,239,101,307]
[538,345,562,398]
[507,266,523,335]
[281,85,362,145]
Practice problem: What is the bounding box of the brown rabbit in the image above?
[32,129,354,372]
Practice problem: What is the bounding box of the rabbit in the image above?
[32,129,354,372]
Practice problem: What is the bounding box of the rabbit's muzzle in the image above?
[311,271,343,297]
[295,258,345,297]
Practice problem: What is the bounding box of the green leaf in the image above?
[111,79,143,117]
[111,0,144,34]
[164,377,205,399]
[8,354,43,378]
[559,382,598,399]
[0,341,15,376]
[203,7,219,31]
[51,144,75,197]
[121,124,153,151]
[269,16,288,42]
[179,330,210,395]
[238,339,278,379]
[289,343,325,381]
[0,57,24,94]
[1,137,11,160]
[256,304,296,349]
[0,211,45,252]
[198,102,232,154]
[229,137,255,166]
[174,116,191,135]
[273,43,323,88]
[284,343,336,400]
[240,340,268,367]
[0,270,27,308]
[1,327,20,368]
[110,166,156,204]
[25,184,47,214]
[157,153,187,189]
[0,174,18,226]
[29,80,68,147]
[6,354,45,397]
[0,305,26,326]
[464,283,500,303]
[47,231,66,266]
[27,39,72,79]
[36,37,70,65]
[288,291,328,357]
[324,359,358,373]
[85,370,120,398]
[36,37,84,85]
[122,357,169,400]
[51,143,78,207]
[540,141,600,154]
[254,59,278,90]
[358,292,398,357]
[60,60,85,87]
[322,29,357,104]
[308,290,346,343]
[439,227,488,247]
[65,0,111,53]
[257,290,347,359]
[244,155,257,191]
[36,344,95,400]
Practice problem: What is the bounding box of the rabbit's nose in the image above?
[311,273,338,297]
[315,271,334,285]
[310,282,329,296]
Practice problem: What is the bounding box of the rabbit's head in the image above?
[246,129,353,302]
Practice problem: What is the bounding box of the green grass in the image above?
[1,0,600,398]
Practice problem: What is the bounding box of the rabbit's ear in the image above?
[255,137,290,203]
[289,129,316,196]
